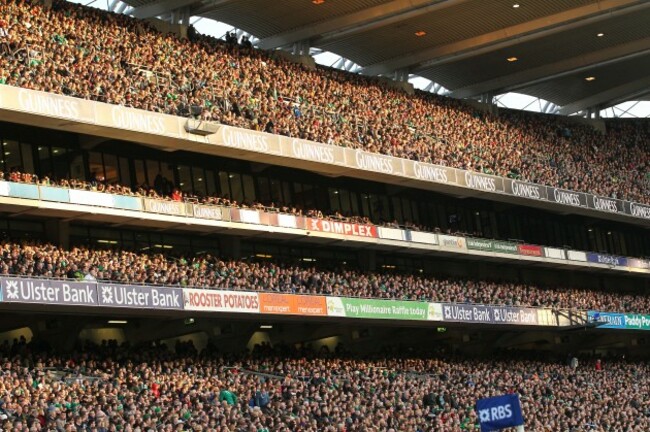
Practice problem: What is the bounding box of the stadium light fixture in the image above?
[108,320,127,324]
[312,0,325,4]
[415,31,427,37]
[585,76,596,81]
[260,325,273,329]
[513,3,520,8]
[597,33,605,37]
[507,57,518,62]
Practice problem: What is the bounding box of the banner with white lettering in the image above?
[404,160,456,185]
[547,187,588,208]
[183,288,260,313]
[192,204,225,221]
[97,284,182,309]
[304,218,378,238]
[290,138,346,166]
[476,394,524,432]
[458,171,504,194]
[504,179,547,201]
[587,195,625,214]
[586,252,628,267]
[440,304,540,325]
[143,198,188,216]
[0,277,97,306]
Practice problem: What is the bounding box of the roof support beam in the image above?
[558,75,650,115]
[257,0,463,50]
[361,0,647,76]
[449,38,650,98]
[130,0,197,19]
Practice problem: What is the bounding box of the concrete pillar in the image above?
[292,40,310,56]
[45,220,70,249]
[393,68,410,83]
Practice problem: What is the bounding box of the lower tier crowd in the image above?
[0,241,645,313]
[0,341,648,431]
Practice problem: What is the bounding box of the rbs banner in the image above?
[476,394,524,432]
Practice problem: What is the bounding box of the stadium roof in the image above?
[114,0,650,114]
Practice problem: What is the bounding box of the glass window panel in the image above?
[2,140,21,173]
[329,188,341,212]
[361,193,371,218]
[257,177,271,204]
[377,196,389,222]
[242,174,255,203]
[68,149,85,181]
[37,145,52,177]
[177,165,193,193]
[119,157,131,187]
[134,160,146,187]
[391,197,403,222]
[292,182,303,207]
[103,153,119,184]
[282,181,292,205]
[205,170,216,196]
[88,152,104,181]
[218,171,230,198]
[301,183,314,209]
[20,143,34,174]
[269,179,282,204]
[51,147,69,179]
[339,189,351,216]
[230,173,243,203]
[349,191,360,216]
[146,160,160,188]
[193,167,207,196]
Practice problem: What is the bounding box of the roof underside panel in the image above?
[200,0,394,39]
[520,54,650,107]
[417,7,650,91]
[317,0,598,67]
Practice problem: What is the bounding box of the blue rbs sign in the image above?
[476,394,524,432]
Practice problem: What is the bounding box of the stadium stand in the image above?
[0,240,646,313]
[0,341,649,431]
[0,0,648,205]
[0,1,649,431]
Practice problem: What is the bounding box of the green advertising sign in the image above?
[329,297,429,320]
[492,240,519,254]
[466,238,493,252]
[466,238,518,254]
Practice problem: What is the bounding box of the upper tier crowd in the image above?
[0,241,646,314]
[0,167,472,235]
[0,0,649,204]
[1,341,649,431]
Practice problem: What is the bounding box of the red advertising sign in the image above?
[518,244,544,257]
[305,218,378,238]
[259,293,327,316]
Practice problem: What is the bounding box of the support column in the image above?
[393,68,409,82]
[292,40,311,56]
[45,220,70,249]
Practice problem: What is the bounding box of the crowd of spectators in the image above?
[0,0,648,204]
[0,240,646,313]
[1,340,649,431]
